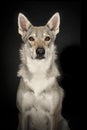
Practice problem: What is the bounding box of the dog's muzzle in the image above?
[36,47,45,60]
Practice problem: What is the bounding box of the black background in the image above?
[0,0,81,130]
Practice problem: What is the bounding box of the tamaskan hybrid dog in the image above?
[16,12,70,130]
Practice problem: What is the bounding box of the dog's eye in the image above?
[45,36,51,41]
[29,36,35,41]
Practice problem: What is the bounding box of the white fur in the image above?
[28,76,55,96]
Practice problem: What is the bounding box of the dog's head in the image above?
[18,12,60,60]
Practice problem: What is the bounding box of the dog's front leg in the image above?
[18,113,30,130]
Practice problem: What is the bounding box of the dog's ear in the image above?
[46,12,60,35]
[18,13,32,36]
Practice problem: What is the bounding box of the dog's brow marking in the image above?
[32,33,36,37]
[43,33,46,36]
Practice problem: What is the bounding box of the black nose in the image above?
[36,47,45,56]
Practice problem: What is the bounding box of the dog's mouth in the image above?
[35,55,45,60]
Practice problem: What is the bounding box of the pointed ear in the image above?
[46,12,60,35]
[18,13,32,36]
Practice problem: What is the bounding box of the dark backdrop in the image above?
[0,0,81,130]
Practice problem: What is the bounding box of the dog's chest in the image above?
[29,75,55,95]
[22,85,59,114]
[22,74,59,114]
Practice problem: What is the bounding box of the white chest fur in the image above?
[22,70,60,114]
[22,80,60,115]
[29,75,55,96]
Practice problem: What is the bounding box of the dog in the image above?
[16,12,70,130]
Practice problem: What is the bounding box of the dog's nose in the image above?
[36,47,45,56]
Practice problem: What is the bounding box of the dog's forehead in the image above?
[30,26,52,36]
